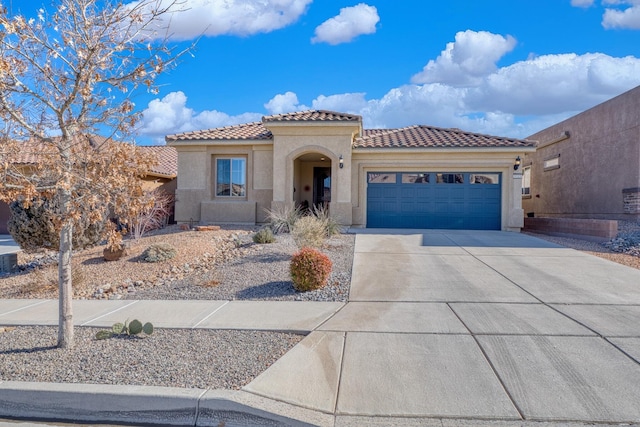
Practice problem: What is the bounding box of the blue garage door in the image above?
[367,172,501,230]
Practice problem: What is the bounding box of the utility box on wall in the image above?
[0,253,17,273]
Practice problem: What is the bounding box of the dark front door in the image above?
[313,167,331,209]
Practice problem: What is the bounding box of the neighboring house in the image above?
[0,141,178,234]
[523,85,640,221]
[167,110,535,231]
[137,145,178,195]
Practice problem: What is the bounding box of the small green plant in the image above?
[253,227,276,244]
[142,242,176,263]
[95,319,154,340]
[265,204,302,234]
[290,247,333,292]
[292,215,326,249]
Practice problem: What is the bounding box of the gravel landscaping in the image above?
[1,222,638,392]
[0,226,355,301]
[0,226,353,391]
[0,326,303,390]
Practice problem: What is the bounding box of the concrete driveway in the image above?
[246,230,640,425]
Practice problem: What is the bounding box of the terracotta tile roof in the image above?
[263,110,362,123]
[362,128,394,138]
[139,146,177,178]
[354,125,536,149]
[164,110,533,150]
[3,138,177,177]
[166,122,272,142]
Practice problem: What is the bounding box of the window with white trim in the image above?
[522,165,531,196]
[216,158,246,197]
[543,155,560,171]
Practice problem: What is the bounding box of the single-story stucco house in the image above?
[167,110,536,231]
[523,85,640,221]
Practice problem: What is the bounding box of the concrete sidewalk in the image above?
[2,230,640,426]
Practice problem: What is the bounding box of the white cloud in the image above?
[571,0,595,7]
[124,0,312,40]
[138,91,261,143]
[466,53,640,115]
[311,93,368,112]
[312,3,379,45]
[138,31,640,142]
[603,3,640,28]
[411,30,517,87]
[264,92,309,114]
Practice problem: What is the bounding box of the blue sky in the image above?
[16,0,640,144]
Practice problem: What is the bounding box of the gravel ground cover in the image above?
[129,233,353,301]
[0,226,352,391]
[0,226,355,302]
[0,326,302,390]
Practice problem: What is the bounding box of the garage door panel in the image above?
[367,172,501,230]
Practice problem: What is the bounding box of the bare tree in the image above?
[0,0,189,348]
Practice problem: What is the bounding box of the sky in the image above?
[15,0,640,144]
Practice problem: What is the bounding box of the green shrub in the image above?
[253,227,276,244]
[292,215,326,249]
[290,247,332,292]
[264,204,302,234]
[142,243,176,263]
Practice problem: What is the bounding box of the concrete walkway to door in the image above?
[246,229,640,425]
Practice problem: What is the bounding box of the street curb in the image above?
[0,381,333,426]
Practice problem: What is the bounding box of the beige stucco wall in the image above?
[523,85,640,220]
[265,122,358,225]
[170,141,273,224]
[350,149,530,231]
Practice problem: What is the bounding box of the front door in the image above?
[313,167,331,209]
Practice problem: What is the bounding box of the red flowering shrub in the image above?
[290,247,333,292]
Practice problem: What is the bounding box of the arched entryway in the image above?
[292,151,335,212]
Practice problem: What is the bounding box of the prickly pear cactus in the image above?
[95,330,113,340]
[112,322,125,334]
[143,322,154,335]
[128,319,143,335]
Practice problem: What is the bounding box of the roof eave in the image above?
[166,138,273,146]
[145,172,177,179]
[352,146,537,153]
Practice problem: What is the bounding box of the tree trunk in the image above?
[57,197,74,348]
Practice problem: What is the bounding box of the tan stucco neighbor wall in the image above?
[350,149,530,231]
[523,85,640,220]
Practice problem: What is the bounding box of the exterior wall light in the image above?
[339,155,344,168]
[514,156,521,171]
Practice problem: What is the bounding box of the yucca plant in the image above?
[264,204,302,234]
